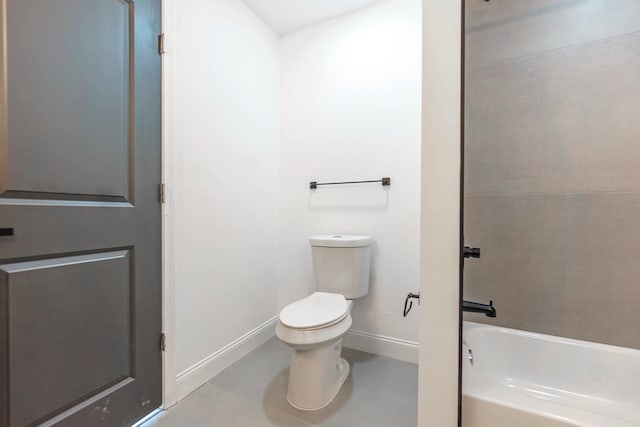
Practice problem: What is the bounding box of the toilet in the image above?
[276,235,372,411]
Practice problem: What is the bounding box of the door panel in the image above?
[3,250,132,427]
[0,0,162,425]
[5,0,133,201]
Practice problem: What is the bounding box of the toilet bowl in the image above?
[276,292,354,411]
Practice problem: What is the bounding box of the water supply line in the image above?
[403,293,420,317]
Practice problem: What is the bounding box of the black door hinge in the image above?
[160,333,166,352]
[158,33,166,55]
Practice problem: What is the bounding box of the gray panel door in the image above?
[0,0,162,425]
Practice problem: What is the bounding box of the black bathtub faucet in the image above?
[463,300,497,318]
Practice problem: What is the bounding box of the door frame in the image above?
[418,0,464,426]
[160,0,178,410]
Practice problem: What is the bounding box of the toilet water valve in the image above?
[403,293,420,317]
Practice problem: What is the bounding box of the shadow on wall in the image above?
[308,185,390,211]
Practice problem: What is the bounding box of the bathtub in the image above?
[462,322,640,427]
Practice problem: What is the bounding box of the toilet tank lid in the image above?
[310,235,372,248]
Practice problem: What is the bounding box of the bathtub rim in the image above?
[462,321,640,427]
[463,321,640,356]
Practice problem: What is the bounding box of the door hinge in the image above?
[158,33,166,55]
[160,333,166,352]
[160,183,166,204]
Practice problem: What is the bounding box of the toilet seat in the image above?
[280,292,348,330]
[276,312,352,350]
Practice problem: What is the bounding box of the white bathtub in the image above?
[462,322,640,427]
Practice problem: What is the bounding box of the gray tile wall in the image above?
[464,0,640,349]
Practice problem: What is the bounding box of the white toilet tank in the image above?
[310,235,372,299]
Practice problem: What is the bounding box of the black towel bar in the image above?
[310,177,390,189]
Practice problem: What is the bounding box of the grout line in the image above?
[465,190,640,198]
[466,28,640,72]
[207,383,318,427]
[206,382,245,396]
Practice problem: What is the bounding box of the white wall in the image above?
[419,0,462,425]
[167,0,426,405]
[278,0,422,350]
[172,0,280,390]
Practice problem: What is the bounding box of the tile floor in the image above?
[144,338,418,426]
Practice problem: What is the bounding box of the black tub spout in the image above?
[463,300,496,318]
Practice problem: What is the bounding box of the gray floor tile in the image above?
[269,348,417,427]
[151,338,418,427]
[210,338,292,401]
[143,383,314,427]
[212,338,418,427]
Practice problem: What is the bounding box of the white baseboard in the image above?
[175,319,417,401]
[343,329,419,364]
[175,315,279,401]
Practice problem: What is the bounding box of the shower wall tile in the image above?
[465,32,640,196]
[466,0,640,68]
[463,192,640,349]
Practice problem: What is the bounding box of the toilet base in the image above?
[286,339,350,411]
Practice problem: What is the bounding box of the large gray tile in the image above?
[465,32,640,195]
[463,192,640,349]
[210,337,292,400]
[262,348,418,427]
[466,0,640,68]
[212,338,418,427]
[143,383,314,427]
